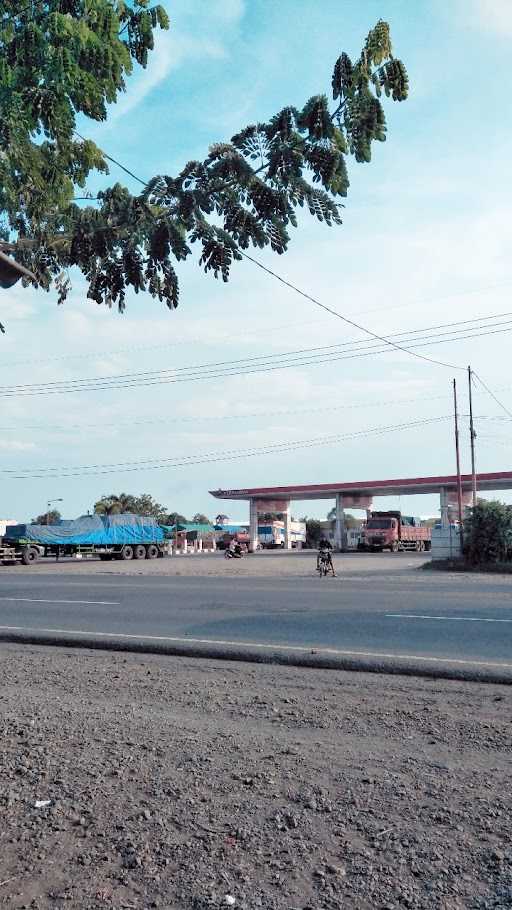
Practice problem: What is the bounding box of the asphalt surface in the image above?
[0,558,512,674]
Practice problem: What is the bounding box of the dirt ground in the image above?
[1,645,511,909]
[0,549,432,579]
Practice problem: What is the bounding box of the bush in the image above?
[464,500,512,565]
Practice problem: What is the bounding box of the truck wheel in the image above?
[21,547,39,565]
[119,545,134,561]
[146,544,158,560]
[416,541,425,552]
[133,545,146,560]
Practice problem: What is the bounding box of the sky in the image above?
[1,0,512,524]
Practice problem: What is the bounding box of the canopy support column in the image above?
[284,502,293,550]
[249,498,259,553]
[335,493,345,551]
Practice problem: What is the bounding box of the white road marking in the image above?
[0,597,120,606]
[386,613,512,624]
[0,624,511,670]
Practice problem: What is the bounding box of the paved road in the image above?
[0,566,512,668]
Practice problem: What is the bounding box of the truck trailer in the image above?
[361,511,431,553]
[3,513,168,565]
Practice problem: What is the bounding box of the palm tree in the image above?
[94,494,136,516]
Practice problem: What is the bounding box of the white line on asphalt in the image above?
[0,598,120,606]
[386,613,512,624]
[0,624,511,669]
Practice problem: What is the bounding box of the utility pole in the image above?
[468,366,477,507]
[453,379,464,552]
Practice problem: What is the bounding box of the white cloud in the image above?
[105,0,245,123]
[107,29,225,122]
[0,440,36,452]
[469,0,512,35]
[210,0,245,23]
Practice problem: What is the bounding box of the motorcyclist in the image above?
[226,537,244,559]
[317,536,336,575]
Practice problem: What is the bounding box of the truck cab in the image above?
[361,511,431,553]
[363,515,399,551]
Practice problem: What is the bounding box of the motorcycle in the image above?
[317,547,334,577]
[224,543,244,559]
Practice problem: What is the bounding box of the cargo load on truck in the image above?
[4,513,167,564]
[361,511,431,553]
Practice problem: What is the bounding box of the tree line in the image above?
[33,493,212,526]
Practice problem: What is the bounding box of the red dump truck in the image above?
[361,511,431,553]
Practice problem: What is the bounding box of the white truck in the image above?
[258,520,306,548]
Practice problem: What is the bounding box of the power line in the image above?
[0,392,454,433]
[1,325,510,397]
[3,311,508,390]
[5,415,451,479]
[73,132,148,188]
[1,321,511,398]
[239,252,465,372]
[4,310,509,379]
[72,132,468,373]
[472,372,512,420]
[3,281,511,371]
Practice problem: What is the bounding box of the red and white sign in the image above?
[255,499,288,513]
[338,495,373,509]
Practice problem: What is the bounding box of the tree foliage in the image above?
[305,519,322,545]
[94,491,167,521]
[166,511,187,526]
[1,7,408,312]
[32,508,61,524]
[326,508,361,527]
[464,500,512,565]
[192,512,210,524]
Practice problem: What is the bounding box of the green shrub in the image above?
[464,500,512,565]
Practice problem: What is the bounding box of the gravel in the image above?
[0,550,427,579]
[1,644,511,909]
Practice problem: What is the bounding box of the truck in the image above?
[258,520,306,549]
[3,513,169,565]
[361,511,431,553]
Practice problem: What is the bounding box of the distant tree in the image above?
[94,493,167,521]
[215,514,229,525]
[326,508,361,528]
[166,511,187,527]
[94,493,137,516]
[422,517,438,528]
[306,519,322,546]
[32,509,61,525]
[192,513,210,524]
[131,494,168,523]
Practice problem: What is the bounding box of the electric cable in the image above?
[5,415,452,479]
[1,321,511,398]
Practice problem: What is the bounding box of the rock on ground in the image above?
[0,644,511,909]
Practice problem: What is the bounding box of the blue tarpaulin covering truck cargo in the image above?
[2,514,168,565]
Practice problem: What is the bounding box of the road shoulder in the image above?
[1,644,511,909]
